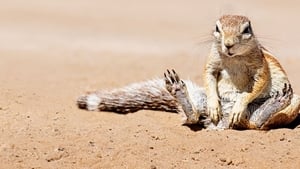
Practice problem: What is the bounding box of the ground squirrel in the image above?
[77,15,300,130]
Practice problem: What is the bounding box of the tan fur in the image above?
[205,15,300,128]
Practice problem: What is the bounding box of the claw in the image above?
[283,83,287,96]
[289,84,293,100]
[164,72,170,85]
[230,113,240,128]
[172,69,180,82]
[287,83,293,95]
[275,91,280,99]
[167,69,171,74]
[289,84,293,93]
[229,116,234,128]
[166,70,173,83]
[180,80,186,87]
[164,72,169,81]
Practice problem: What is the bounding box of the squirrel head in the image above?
[213,15,258,57]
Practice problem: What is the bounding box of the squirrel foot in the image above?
[250,83,293,128]
[164,69,200,124]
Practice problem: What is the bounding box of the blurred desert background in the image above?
[1,0,300,168]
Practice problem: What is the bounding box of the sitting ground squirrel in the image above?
[77,15,300,130]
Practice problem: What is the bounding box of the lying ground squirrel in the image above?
[77,15,300,130]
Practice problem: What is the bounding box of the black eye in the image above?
[215,25,220,33]
[242,24,252,34]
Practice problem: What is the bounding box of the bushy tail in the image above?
[77,79,179,113]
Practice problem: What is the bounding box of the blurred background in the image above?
[1,0,300,54]
[1,0,300,91]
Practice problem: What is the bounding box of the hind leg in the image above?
[164,69,210,126]
[249,84,300,129]
[260,94,300,130]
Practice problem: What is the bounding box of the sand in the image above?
[1,0,300,168]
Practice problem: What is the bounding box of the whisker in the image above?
[256,34,284,50]
[195,39,214,46]
[256,34,281,42]
[192,33,212,39]
[257,39,284,52]
[259,44,276,52]
[239,43,253,48]
[191,34,214,46]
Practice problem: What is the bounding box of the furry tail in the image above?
[77,79,179,113]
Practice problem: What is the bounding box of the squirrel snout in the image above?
[223,37,238,50]
[222,40,236,56]
[224,39,235,49]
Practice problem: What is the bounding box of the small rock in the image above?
[150,165,157,169]
[151,136,160,140]
[96,153,102,158]
[192,157,200,161]
[280,138,285,141]
[220,158,233,165]
[219,158,226,162]
[240,147,248,152]
[57,147,65,151]
[227,160,233,165]
[89,141,95,147]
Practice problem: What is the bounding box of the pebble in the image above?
[150,165,157,169]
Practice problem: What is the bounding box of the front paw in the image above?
[207,100,221,124]
[229,104,248,128]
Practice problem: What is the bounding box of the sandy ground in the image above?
[1,0,300,168]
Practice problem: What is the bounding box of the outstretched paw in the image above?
[164,69,187,96]
[164,69,199,124]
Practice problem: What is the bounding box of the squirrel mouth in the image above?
[228,51,234,56]
[226,49,236,57]
[220,49,235,57]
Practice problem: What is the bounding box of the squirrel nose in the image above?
[225,43,234,49]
